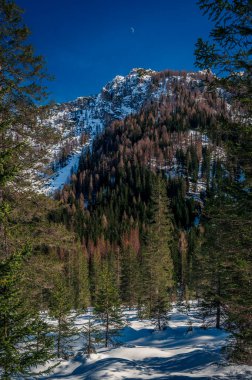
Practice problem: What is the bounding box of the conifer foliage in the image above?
[0,248,54,379]
[194,0,252,362]
[0,0,53,189]
[195,0,251,104]
[141,176,174,329]
[0,1,88,376]
[94,263,124,347]
[49,272,76,359]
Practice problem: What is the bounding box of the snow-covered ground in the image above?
[34,306,252,379]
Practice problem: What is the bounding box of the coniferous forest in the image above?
[0,0,251,378]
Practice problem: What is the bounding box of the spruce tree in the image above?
[67,248,90,311]
[120,247,141,308]
[0,0,54,192]
[0,248,54,379]
[141,176,174,330]
[193,184,252,361]
[194,0,252,362]
[94,263,124,347]
[79,312,100,357]
[195,0,252,178]
[0,2,77,374]
[49,272,76,359]
[195,0,251,97]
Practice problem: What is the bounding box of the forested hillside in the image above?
[53,75,251,361]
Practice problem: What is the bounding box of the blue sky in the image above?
[16,0,212,103]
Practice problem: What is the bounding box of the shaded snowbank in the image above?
[31,306,252,379]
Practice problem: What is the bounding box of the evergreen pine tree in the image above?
[194,0,252,362]
[193,185,252,361]
[0,0,54,192]
[222,196,251,353]
[49,272,76,359]
[94,263,124,347]
[120,247,141,308]
[79,312,100,357]
[141,176,174,330]
[0,248,54,379]
[68,248,90,311]
[195,0,251,106]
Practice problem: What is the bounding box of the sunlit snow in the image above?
[30,304,252,380]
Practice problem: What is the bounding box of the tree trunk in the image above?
[158,312,161,331]
[105,312,109,347]
[87,331,91,355]
[216,277,221,329]
[57,317,61,358]
[216,300,221,329]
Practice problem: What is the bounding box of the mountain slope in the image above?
[40,68,229,194]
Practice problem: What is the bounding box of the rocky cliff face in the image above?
[61,68,158,136]
[47,68,212,138]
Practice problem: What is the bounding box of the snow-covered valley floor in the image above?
[36,306,252,380]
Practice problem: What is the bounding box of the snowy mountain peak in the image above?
[113,75,125,82]
[104,68,155,92]
[129,67,156,76]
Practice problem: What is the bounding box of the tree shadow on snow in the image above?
[41,347,227,379]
